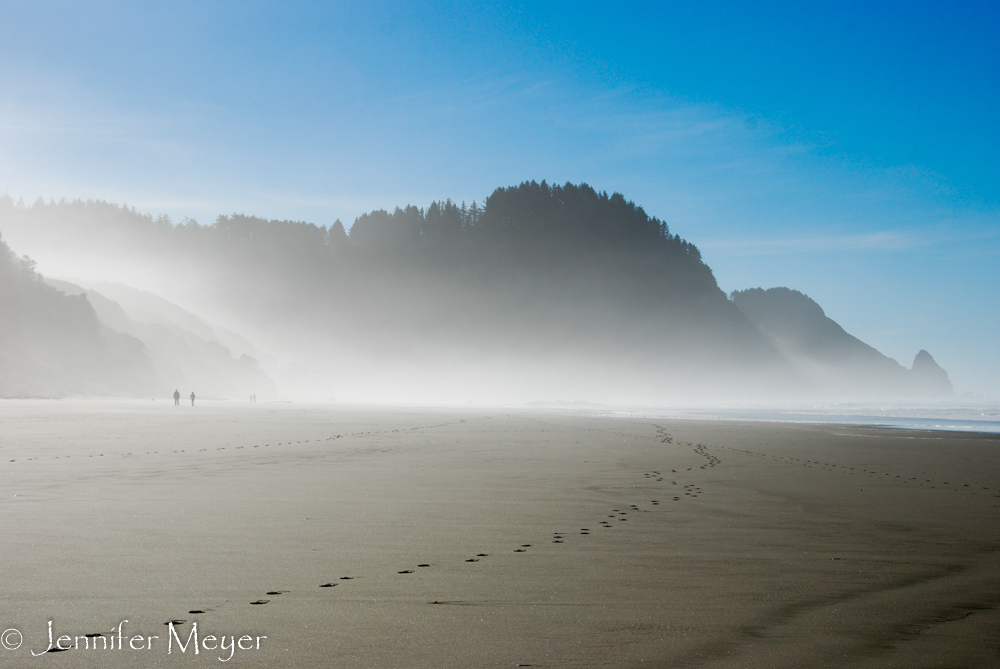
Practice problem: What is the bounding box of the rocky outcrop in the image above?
[910,349,952,394]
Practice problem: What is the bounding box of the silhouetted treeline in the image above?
[1,181,699,264]
[1,181,723,326]
[347,181,699,255]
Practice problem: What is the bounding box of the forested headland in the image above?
[0,182,948,402]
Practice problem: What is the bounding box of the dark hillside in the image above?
[732,287,952,398]
[0,184,796,401]
[0,234,158,397]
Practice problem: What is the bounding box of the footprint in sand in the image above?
[465,558,479,562]
[188,610,205,614]
[250,600,270,605]
[164,620,186,625]
[417,564,431,567]
[514,549,526,552]
[319,583,337,588]
[266,591,286,595]
[398,570,414,574]
[340,577,354,580]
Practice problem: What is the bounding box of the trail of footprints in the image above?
[197,498,669,620]
[5,422,465,465]
[42,420,718,650]
[712,443,998,500]
[142,425,717,633]
[288,428,694,599]
[54,420,994,651]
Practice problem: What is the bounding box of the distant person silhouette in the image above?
[190,391,196,406]
[173,389,180,406]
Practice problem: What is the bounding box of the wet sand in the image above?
[1,400,998,667]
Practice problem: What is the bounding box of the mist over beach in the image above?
[0,186,962,405]
[1,2,998,667]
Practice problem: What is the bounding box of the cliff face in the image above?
[732,287,953,399]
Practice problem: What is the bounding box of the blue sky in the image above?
[1,0,998,395]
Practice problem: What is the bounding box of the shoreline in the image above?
[3,395,999,435]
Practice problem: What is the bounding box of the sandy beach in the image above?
[1,400,998,667]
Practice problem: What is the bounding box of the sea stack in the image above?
[910,350,953,395]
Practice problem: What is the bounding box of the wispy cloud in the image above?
[0,101,219,161]
[698,227,997,256]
